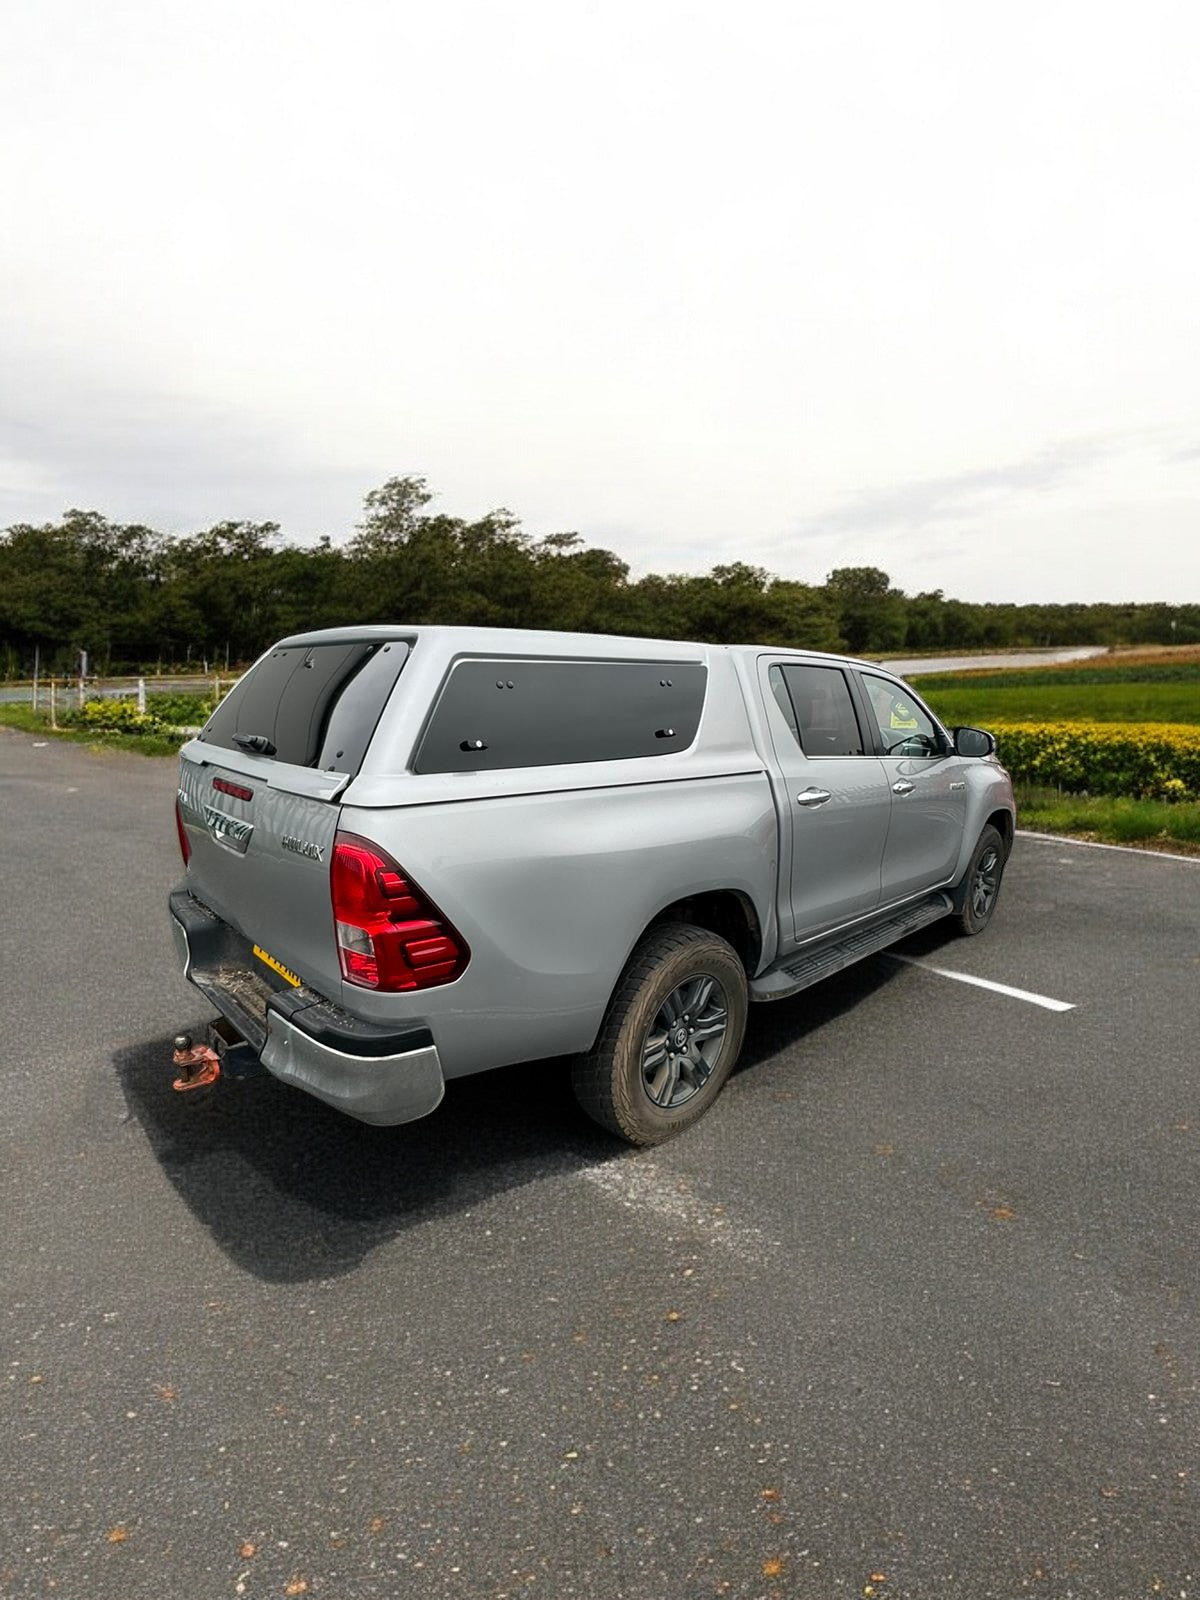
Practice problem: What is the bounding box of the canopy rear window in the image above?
[414,658,707,773]
[198,641,409,773]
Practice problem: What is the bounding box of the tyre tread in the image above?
[572,925,746,1144]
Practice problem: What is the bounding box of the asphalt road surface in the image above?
[2,730,1198,1600]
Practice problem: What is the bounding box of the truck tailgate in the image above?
[174,635,412,1000]
[177,754,345,998]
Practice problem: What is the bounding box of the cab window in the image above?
[861,674,942,757]
[769,664,865,756]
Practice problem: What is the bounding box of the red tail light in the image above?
[330,833,469,991]
[175,795,191,867]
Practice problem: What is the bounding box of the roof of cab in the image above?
[270,623,885,673]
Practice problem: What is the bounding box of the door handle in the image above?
[796,787,832,808]
[892,780,915,796]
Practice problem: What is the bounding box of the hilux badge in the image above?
[281,834,324,862]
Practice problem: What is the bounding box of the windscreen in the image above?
[198,640,409,773]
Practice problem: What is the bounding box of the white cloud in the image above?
[2,0,1199,603]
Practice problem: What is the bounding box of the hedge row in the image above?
[991,721,1200,801]
[64,698,169,735]
[62,692,215,736]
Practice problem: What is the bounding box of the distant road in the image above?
[881,646,1108,675]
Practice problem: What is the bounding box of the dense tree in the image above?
[2,482,1197,676]
[0,511,163,672]
[825,566,908,654]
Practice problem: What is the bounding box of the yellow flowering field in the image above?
[990,721,1200,801]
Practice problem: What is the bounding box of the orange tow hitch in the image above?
[172,1033,222,1092]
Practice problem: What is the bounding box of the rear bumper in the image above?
[169,889,445,1126]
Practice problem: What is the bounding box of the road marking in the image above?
[1018,830,1200,865]
[886,953,1075,1012]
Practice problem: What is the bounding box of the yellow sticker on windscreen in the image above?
[252,944,301,987]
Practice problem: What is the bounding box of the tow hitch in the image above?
[171,1019,261,1094]
[172,1033,221,1092]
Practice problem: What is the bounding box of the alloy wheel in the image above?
[971,847,1000,919]
[640,973,729,1109]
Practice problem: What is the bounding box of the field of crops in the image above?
[915,680,1200,726]
[909,649,1200,849]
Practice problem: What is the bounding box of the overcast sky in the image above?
[3,1,1199,604]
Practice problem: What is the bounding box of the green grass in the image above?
[918,680,1200,727]
[0,702,184,758]
[1015,784,1200,854]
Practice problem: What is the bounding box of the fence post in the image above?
[50,679,57,730]
[137,677,146,715]
[213,674,220,705]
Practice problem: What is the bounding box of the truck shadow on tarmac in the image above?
[112,940,920,1284]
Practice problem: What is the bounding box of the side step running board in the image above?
[750,893,953,1002]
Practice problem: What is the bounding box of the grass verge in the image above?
[1016,784,1200,855]
[0,703,184,758]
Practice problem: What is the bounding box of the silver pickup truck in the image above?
[169,626,1014,1144]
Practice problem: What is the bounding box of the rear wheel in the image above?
[953,824,1005,935]
[572,924,748,1145]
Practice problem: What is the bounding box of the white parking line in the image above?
[886,953,1075,1012]
[1018,830,1200,864]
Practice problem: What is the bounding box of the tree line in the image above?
[1,475,1196,676]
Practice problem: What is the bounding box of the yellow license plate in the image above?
[252,944,301,988]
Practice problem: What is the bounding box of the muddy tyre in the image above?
[572,924,748,1146]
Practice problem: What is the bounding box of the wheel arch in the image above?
[987,806,1016,858]
[644,889,763,976]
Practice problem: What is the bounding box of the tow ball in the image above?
[172,1033,222,1093]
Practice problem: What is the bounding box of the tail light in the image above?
[175,795,191,867]
[330,832,469,991]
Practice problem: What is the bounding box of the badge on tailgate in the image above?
[203,805,254,854]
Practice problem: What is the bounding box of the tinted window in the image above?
[769,667,801,743]
[773,664,864,756]
[413,658,707,773]
[200,641,409,773]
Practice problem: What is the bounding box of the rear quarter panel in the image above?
[337,771,778,1078]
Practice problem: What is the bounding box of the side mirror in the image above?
[953,726,996,758]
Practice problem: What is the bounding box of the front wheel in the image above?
[952,823,1006,936]
[571,924,748,1146]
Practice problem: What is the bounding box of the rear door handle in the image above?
[796,787,832,808]
[892,780,915,796]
